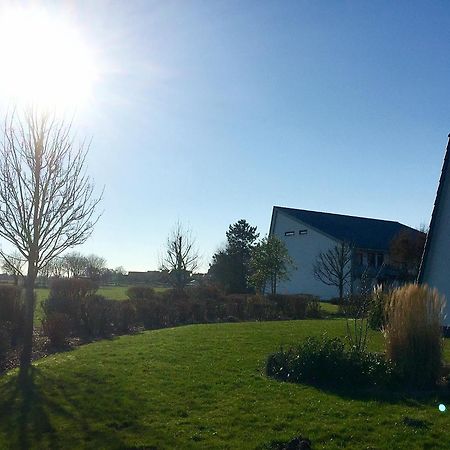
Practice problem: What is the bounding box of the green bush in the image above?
[384,284,445,388]
[266,335,394,389]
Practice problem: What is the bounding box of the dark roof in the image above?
[418,135,450,283]
[273,206,422,252]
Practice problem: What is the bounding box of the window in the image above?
[299,229,308,235]
[285,231,295,236]
[368,252,376,267]
[355,252,363,266]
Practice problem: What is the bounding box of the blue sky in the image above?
[2,0,450,271]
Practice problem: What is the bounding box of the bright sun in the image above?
[0,6,97,110]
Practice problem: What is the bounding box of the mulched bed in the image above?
[1,330,85,375]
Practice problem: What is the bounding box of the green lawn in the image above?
[1,320,449,449]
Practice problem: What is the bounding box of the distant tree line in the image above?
[1,251,126,285]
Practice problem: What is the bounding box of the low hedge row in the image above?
[42,280,322,347]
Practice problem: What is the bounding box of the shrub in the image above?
[49,278,98,301]
[267,335,394,389]
[42,313,71,348]
[384,284,445,388]
[0,325,11,364]
[306,297,321,318]
[268,294,312,320]
[246,295,273,321]
[0,285,24,345]
[80,295,115,338]
[44,278,99,333]
[131,297,169,329]
[368,287,388,330]
[221,295,248,321]
[187,284,223,301]
[113,300,137,333]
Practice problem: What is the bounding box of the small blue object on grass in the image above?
[438,404,446,412]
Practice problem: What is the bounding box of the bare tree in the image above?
[40,256,64,279]
[1,250,26,285]
[62,251,88,278]
[313,241,353,303]
[160,222,200,292]
[85,254,106,281]
[0,109,102,379]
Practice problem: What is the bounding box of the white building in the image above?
[269,206,423,299]
[419,135,450,327]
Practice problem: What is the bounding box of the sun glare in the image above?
[0,7,97,111]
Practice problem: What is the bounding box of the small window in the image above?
[285,231,295,236]
[299,229,308,235]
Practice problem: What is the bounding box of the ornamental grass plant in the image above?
[384,284,445,388]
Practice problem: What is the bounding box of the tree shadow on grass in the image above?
[319,383,450,405]
[0,367,59,449]
[274,376,450,406]
[0,367,128,449]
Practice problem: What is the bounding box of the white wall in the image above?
[422,162,450,326]
[272,210,345,299]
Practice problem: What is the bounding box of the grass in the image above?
[318,301,339,315]
[1,319,449,449]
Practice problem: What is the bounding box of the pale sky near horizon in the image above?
[0,0,449,272]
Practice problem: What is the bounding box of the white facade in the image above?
[420,138,450,327]
[270,209,349,299]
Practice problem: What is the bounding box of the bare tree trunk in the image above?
[19,261,36,383]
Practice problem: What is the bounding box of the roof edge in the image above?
[418,134,450,283]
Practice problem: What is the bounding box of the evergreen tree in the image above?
[209,219,259,293]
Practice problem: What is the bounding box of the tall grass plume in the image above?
[384,284,445,388]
